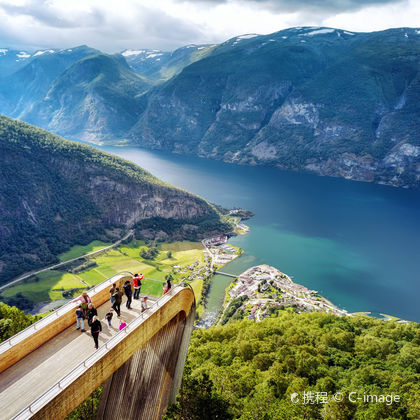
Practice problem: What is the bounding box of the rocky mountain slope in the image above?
[0,115,228,284]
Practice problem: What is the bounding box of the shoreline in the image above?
[214,263,412,325]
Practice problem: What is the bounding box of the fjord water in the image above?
[102,146,420,322]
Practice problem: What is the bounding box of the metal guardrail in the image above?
[11,283,189,420]
[0,271,133,355]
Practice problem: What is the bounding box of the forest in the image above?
[165,310,420,419]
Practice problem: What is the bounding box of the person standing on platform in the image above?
[112,287,123,316]
[123,280,133,309]
[133,273,143,300]
[163,277,172,295]
[87,303,98,326]
[90,315,102,349]
[73,291,92,317]
[141,296,148,313]
[75,305,86,332]
[109,283,117,305]
[105,308,113,327]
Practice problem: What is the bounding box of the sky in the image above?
[0,0,418,52]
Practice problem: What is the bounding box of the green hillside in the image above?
[0,115,230,285]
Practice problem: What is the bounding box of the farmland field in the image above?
[1,240,205,310]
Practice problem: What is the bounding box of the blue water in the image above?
[101,146,420,322]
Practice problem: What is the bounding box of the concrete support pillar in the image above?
[97,303,196,420]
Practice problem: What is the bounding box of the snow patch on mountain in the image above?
[33,50,55,56]
[122,49,146,57]
[0,49,8,55]
[16,52,30,58]
[232,34,260,46]
[303,28,335,36]
[146,53,163,58]
[237,34,259,40]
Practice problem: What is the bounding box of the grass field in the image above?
[2,241,206,308]
[58,240,112,262]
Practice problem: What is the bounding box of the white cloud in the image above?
[0,0,417,51]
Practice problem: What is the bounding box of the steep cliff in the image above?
[0,115,228,284]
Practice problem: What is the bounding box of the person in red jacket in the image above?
[133,273,143,299]
[163,278,172,295]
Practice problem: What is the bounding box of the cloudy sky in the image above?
[0,0,418,52]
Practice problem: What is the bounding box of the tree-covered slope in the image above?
[131,27,420,189]
[167,311,420,419]
[0,115,229,284]
[0,302,39,342]
[23,54,150,142]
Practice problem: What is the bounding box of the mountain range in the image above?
[0,115,228,284]
[1,27,420,188]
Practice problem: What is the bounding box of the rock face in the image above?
[0,115,225,284]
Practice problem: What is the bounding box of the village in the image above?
[168,234,241,286]
[201,234,241,269]
[223,264,350,322]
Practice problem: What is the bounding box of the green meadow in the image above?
[58,240,112,262]
[2,240,205,307]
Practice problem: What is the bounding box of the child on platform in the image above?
[105,308,113,327]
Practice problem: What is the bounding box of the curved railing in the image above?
[11,283,191,420]
[0,271,133,354]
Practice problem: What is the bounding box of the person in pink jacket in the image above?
[73,291,92,317]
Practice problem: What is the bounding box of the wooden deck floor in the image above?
[0,295,152,419]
